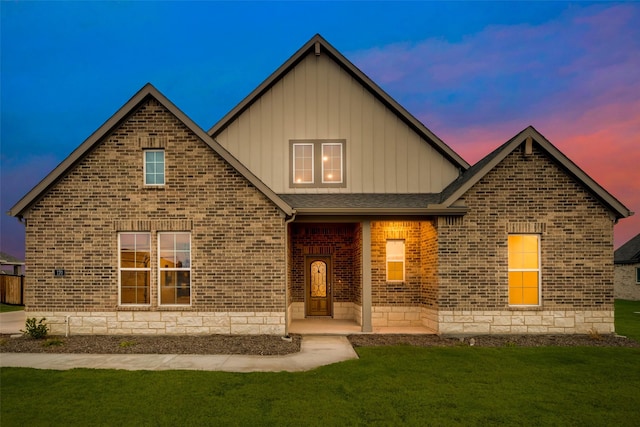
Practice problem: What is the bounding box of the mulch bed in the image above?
[1,332,638,355]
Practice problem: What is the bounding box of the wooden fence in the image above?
[0,274,24,305]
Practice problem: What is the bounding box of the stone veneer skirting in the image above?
[437,309,614,334]
[27,311,286,336]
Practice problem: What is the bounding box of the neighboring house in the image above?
[614,233,640,301]
[9,35,633,335]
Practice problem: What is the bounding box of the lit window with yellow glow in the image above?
[508,235,540,305]
[322,143,342,183]
[386,239,405,282]
[293,143,314,184]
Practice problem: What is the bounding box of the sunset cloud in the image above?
[350,4,640,247]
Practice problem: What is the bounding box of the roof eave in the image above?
[294,207,468,216]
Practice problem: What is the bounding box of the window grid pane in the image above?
[508,235,540,306]
[322,143,342,183]
[293,144,314,184]
[386,240,405,282]
[159,233,191,305]
[145,150,165,185]
[119,233,150,305]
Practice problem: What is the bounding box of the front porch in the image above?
[287,219,440,334]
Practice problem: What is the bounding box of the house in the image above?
[614,233,640,301]
[9,35,633,336]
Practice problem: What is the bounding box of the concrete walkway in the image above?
[0,335,357,372]
[1,311,359,372]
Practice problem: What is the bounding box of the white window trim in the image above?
[508,234,541,307]
[321,143,343,184]
[144,149,165,186]
[158,232,192,306]
[118,232,151,306]
[386,239,405,282]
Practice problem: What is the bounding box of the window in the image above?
[290,140,346,187]
[144,150,165,185]
[636,267,640,284]
[119,233,151,305]
[159,232,191,305]
[293,143,314,184]
[386,240,405,282]
[508,235,540,305]
[322,143,343,183]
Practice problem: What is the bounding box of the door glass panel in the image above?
[311,261,327,298]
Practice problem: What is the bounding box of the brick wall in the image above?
[289,223,358,305]
[23,98,287,332]
[436,142,615,333]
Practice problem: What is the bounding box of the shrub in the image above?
[21,318,49,339]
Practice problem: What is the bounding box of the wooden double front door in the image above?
[305,256,332,316]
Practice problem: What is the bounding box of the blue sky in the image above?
[2,1,639,259]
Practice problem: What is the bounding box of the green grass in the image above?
[1,347,639,426]
[0,303,24,313]
[1,301,639,426]
[615,299,640,341]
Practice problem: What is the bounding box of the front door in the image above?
[305,256,332,316]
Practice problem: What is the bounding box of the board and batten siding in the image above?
[215,53,459,194]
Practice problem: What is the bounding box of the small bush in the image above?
[119,340,136,348]
[21,318,49,339]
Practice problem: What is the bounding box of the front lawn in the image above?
[615,299,640,341]
[0,303,24,313]
[2,346,639,426]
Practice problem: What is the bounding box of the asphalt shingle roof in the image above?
[614,233,640,264]
[277,193,441,209]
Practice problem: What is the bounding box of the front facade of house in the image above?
[10,35,632,336]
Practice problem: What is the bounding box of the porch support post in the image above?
[361,220,372,332]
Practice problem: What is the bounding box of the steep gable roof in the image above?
[432,126,633,220]
[208,34,470,171]
[614,233,640,264]
[9,84,293,218]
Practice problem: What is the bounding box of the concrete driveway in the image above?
[0,310,26,334]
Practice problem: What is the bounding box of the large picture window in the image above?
[290,140,346,188]
[386,239,405,282]
[159,232,191,305]
[119,233,151,305]
[508,235,540,305]
[144,150,165,185]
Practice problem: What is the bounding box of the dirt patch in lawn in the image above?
[1,333,637,355]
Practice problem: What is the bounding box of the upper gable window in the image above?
[293,143,314,184]
[322,143,343,184]
[290,140,346,188]
[144,150,165,185]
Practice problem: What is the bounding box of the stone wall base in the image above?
[27,311,286,336]
[372,306,424,328]
[437,309,615,335]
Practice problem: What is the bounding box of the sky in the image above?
[1,1,639,260]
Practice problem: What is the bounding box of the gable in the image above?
[435,126,632,220]
[9,84,293,219]
[210,35,466,195]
